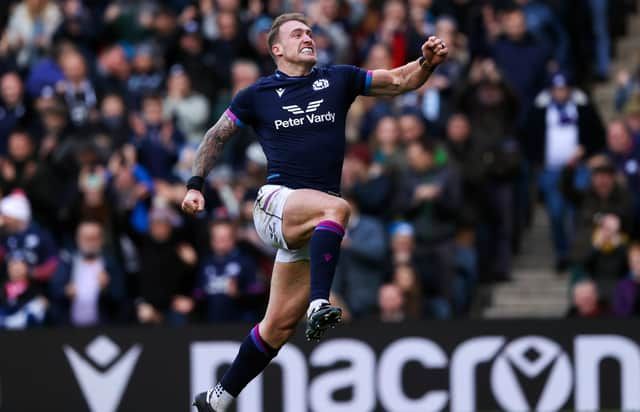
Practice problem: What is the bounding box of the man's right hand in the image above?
[181,189,205,214]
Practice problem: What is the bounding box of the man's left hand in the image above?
[421,36,448,68]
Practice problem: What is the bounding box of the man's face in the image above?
[607,122,631,154]
[232,63,259,91]
[211,224,236,256]
[101,95,125,118]
[143,99,163,125]
[150,219,172,241]
[8,132,33,161]
[407,143,433,172]
[592,171,615,198]
[77,222,103,258]
[7,258,29,281]
[551,85,570,103]
[503,11,527,41]
[1,73,23,106]
[217,12,237,40]
[399,114,425,143]
[1,215,24,233]
[574,282,598,315]
[446,114,471,143]
[61,52,87,82]
[273,20,317,66]
[375,117,399,147]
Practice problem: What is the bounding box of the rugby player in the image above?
[183,12,448,411]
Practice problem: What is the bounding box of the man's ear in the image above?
[272,43,283,58]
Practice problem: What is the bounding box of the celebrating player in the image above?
[183,12,448,412]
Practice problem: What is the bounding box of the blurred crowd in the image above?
[0,0,639,329]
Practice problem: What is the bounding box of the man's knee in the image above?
[322,197,351,226]
[261,317,298,347]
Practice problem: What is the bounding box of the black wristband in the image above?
[418,56,434,72]
[186,176,204,192]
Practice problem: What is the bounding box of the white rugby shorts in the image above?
[253,185,310,262]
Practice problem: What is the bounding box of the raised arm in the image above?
[181,110,240,214]
[368,36,448,97]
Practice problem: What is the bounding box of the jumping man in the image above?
[183,12,448,412]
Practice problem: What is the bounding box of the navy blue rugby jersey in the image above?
[227,65,372,194]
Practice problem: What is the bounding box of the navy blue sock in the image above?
[309,220,345,302]
[220,325,278,397]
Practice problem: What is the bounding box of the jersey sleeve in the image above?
[332,65,373,99]
[227,86,256,127]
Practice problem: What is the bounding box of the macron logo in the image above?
[282,99,324,115]
[64,335,142,412]
[276,88,285,97]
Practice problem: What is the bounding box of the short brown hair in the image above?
[267,13,309,58]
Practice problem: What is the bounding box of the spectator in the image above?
[370,115,404,175]
[378,283,406,322]
[614,66,639,113]
[490,7,551,121]
[126,43,164,110]
[52,0,96,55]
[515,0,570,72]
[389,221,415,266]
[398,110,427,145]
[131,93,184,181]
[563,156,633,265]
[624,93,640,143]
[392,263,422,319]
[163,65,210,144]
[94,93,132,150]
[50,220,125,326]
[586,0,611,81]
[38,101,71,164]
[213,60,262,170]
[333,196,387,318]
[572,213,629,302]
[0,250,48,329]
[566,279,608,318]
[0,191,59,282]
[403,16,466,135]
[166,19,225,100]
[364,0,408,68]
[445,113,485,230]
[523,72,605,271]
[107,145,154,234]
[56,48,98,129]
[307,0,350,63]
[195,220,260,322]
[0,72,35,153]
[399,138,461,316]
[247,17,276,76]
[612,243,640,317]
[0,130,52,208]
[458,58,520,282]
[134,204,196,325]
[94,43,131,101]
[0,0,63,68]
[605,119,640,224]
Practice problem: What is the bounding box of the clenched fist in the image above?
[421,36,448,68]
[181,189,205,214]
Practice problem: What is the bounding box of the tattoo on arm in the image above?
[192,112,238,178]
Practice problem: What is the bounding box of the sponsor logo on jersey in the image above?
[276,99,335,130]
